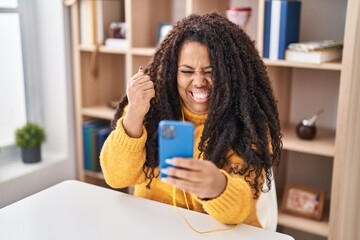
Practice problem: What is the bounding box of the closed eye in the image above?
[180,70,194,74]
[180,70,195,76]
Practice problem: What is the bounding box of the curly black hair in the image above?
[112,12,282,198]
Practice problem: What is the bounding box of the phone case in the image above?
[158,120,194,178]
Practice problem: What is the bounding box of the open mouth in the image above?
[190,89,210,103]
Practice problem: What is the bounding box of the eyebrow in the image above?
[178,64,212,70]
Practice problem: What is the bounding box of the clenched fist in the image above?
[123,67,155,138]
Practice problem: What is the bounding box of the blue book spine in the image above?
[83,123,95,171]
[278,1,301,59]
[263,0,272,58]
[82,120,109,171]
[82,124,90,171]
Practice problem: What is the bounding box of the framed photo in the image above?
[157,22,172,45]
[281,183,325,220]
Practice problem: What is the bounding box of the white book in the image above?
[269,1,281,60]
[80,0,96,45]
[285,48,342,63]
[288,40,343,52]
[105,38,129,49]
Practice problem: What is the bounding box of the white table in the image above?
[0,180,294,240]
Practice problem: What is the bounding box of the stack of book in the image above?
[82,120,112,172]
[285,40,343,63]
[263,0,302,60]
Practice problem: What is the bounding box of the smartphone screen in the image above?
[158,120,194,178]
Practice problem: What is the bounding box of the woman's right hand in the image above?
[123,67,155,138]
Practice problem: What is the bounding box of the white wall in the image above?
[0,0,76,208]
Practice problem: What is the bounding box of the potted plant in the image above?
[15,122,46,163]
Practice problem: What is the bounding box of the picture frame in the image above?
[281,183,325,220]
[157,22,173,45]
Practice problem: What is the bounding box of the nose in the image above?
[192,71,211,84]
[192,71,209,86]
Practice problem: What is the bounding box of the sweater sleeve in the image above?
[193,150,264,225]
[99,117,147,189]
[194,169,256,225]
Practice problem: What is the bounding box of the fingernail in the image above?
[160,168,169,174]
[165,158,174,165]
[138,66,144,72]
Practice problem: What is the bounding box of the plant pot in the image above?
[21,146,41,163]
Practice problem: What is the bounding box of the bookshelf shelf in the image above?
[82,105,115,120]
[131,47,157,56]
[282,126,335,157]
[79,45,128,55]
[278,212,329,237]
[263,59,342,71]
[98,46,128,55]
[78,45,96,52]
[257,0,354,239]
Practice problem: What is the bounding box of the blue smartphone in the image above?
[158,120,194,178]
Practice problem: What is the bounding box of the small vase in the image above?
[21,146,41,163]
[296,122,317,140]
[296,109,324,140]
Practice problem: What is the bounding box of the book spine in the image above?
[269,0,281,60]
[91,129,100,172]
[80,0,96,45]
[83,124,93,171]
[278,1,301,59]
[97,128,112,172]
[82,121,109,171]
[96,1,103,44]
[80,0,87,45]
[263,0,272,58]
[82,124,88,170]
[89,0,96,45]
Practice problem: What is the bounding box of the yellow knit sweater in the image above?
[100,106,262,227]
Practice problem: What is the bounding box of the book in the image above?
[80,0,96,45]
[263,0,272,58]
[105,38,129,48]
[285,48,342,63]
[82,120,109,171]
[288,40,343,52]
[264,0,301,60]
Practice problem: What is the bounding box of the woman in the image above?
[100,12,282,228]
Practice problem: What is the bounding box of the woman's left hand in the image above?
[160,158,227,199]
